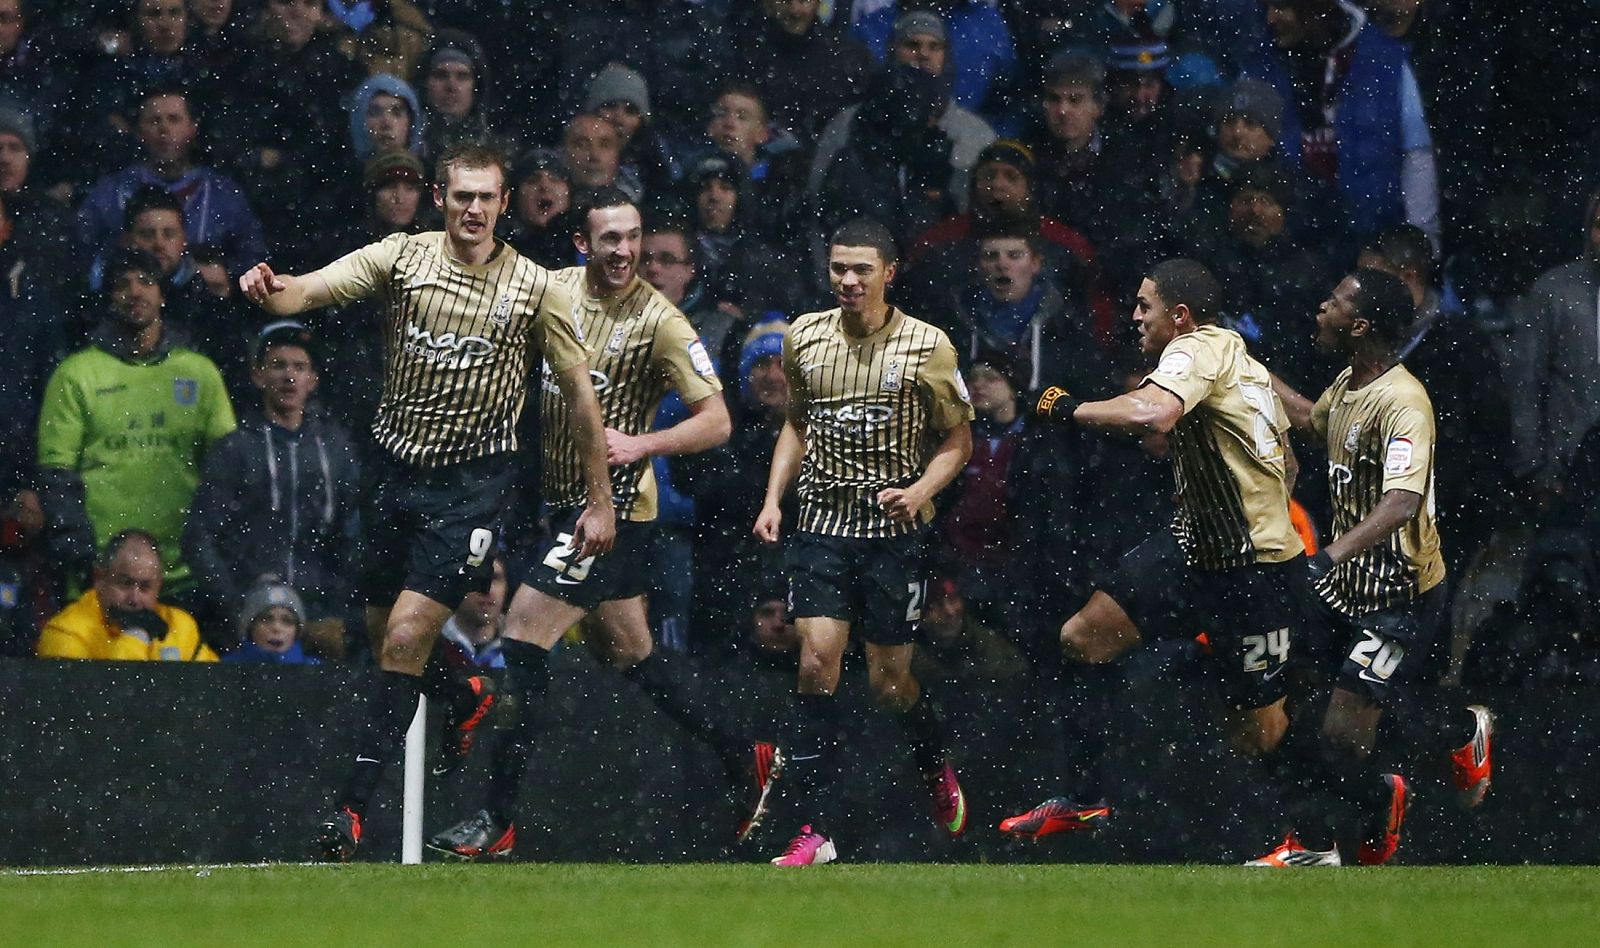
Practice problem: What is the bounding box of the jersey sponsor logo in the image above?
[404,322,495,368]
[812,402,895,437]
[1384,437,1414,475]
[688,339,716,378]
[1344,422,1361,452]
[173,378,198,406]
[489,291,512,326]
[539,362,611,396]
[1155,350,1193,378]
[881,359,903,392]
[94,384,128,397]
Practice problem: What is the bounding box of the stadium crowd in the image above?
[0,0,1597,694]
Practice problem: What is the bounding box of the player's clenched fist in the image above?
[239,262,286,304]
[753,504,782,544]
[1033,385,1080,422]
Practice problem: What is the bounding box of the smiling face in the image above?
[434,162,507,251]
[749,353,789,411]
[577,202,643,295]
[828,244,895,316]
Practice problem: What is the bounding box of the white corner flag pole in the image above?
[401,695,426,864]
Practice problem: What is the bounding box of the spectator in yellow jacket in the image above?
[37,529,217,662]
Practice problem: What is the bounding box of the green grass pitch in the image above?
[3,863,1598,947]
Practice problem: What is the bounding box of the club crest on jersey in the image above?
[173,379,198,406]
[488,291,512,326]
[1345,422,1361,452]
[604,324,627,357]
[881,359,903,392]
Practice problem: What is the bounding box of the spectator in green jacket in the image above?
[35,249,236,601]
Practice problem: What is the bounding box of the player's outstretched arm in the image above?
[554,363,617,559]
[1037,383,1183,436]
[238,263,334,316]
[878,422,972,525]
[1270,373,1316,430]
[754,417,805,544]
[605,393,731,465]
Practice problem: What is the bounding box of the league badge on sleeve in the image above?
[1384,437,1414,475]
[954,369,971,404]
[688,339,716,378]
[173,378,198,406]
[1155,350,1193,379]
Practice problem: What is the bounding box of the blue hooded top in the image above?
[347,74,426,160]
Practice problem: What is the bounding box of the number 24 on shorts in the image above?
[543,532,596,582]
[1242,627,1290,673]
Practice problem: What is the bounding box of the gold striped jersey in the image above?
[785,307,974,538]
[1310,363,1445,614]
[315,231,587,468]
[1143,325,1304,569]
[538,270,722,522]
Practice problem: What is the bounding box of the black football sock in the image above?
[421,645,479,718]
[1064,663,1120,803]
[1386,687,1478,757]
[337,669,423,817]
[893,696,948,778]
[788,693,841,835]
[1270,719,1389,849]
[622,651,749,779]
[484,638,552,825]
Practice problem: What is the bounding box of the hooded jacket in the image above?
[76,164,269,280]
[346,74,427,160]
[183,407,361,642]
